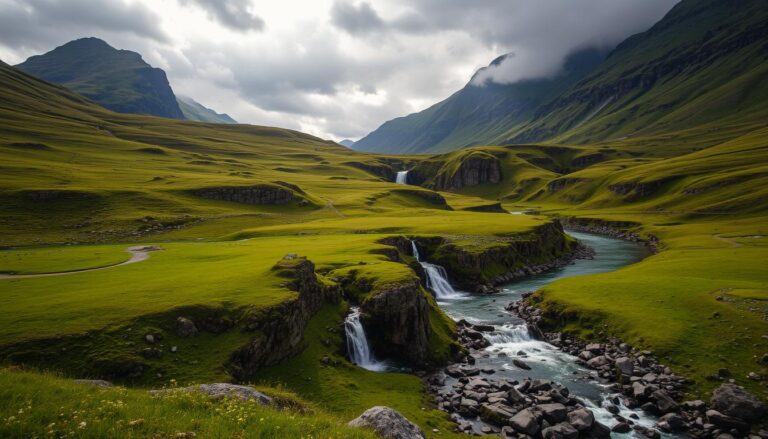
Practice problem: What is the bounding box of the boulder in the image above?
[612,422,631,433]
[567,408,594,431]
[538,403,567,424]
[150,383,272,404]
[706,409,750,433]
[710,383,767,422]
[542,422,579,439]
[510,409,540,436]
[651,390,679,413]
[73,379,113,388]
[348,406,426,439]
[615,357,634,376]
[584,421,611,439]
[513,358,532,370]
[175,317,198,337]
[480,403,516,426]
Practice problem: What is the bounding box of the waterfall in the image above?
[411,240,462,299]
[344,307,387,371]
[395,170,409,184]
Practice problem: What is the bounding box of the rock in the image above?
[658,413,684,431]
[567,408,595,431]
[144,334,155,344]
[538,403,567,424]
[530,379,552,392]
[513,358,532,370]
[510,409,540,436]
[706,410,750,433]
[682,400,706,411]
[651,390,679,413]
[192,184,300,206]
[151,383,272,404]
[710,383,767,422]
[584,421,611,439]
[361,280,431,365]
[175,317,198,337]
[615,357,634,376]
[73,379,113,388]
[348,406,426,439]
[542,422,579,439]
[473,324,495,332]
[479,403,516,426]
[430,151,502,191]
[612,422,631,433]
[632,382,648,399]
[587,355,609,368]
[445,366,464,378]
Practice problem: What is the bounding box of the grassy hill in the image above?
[0,60,563,438]
[16,37,185,119]
[509,0,768,146]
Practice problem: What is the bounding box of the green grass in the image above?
[0,367,378,438]
[0,244,130,274]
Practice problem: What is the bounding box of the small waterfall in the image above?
[411,240,462,299]
[395,170,409,184]
[344,307,387,371]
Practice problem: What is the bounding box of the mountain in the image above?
[176,95,237,124]
[338,139,356,148]
[353,48,606,154]
[509,0,768,145]
[16,37,184,119]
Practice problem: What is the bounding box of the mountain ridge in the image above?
[17,37,185,120]
[353,47,607,154]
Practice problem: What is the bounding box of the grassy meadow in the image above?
[1,49,767,438]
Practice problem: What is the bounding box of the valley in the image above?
[1,1,767,438]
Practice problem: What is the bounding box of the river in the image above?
[433,231,672,436]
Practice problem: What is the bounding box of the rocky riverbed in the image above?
[424,231,766,438]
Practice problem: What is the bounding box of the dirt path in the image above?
[0,246,161,279]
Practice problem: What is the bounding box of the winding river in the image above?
[433,231,672,436]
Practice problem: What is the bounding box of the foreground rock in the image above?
[710,383,767,422]
[348,406,426,439]
[73,379,113,388]
[150,383,272,404]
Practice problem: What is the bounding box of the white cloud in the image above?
[0,0,679,140]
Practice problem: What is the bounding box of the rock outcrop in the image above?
[228,255,339,378]
[344,161,396,181]
[430,152,502,191]
[150,383,272,404]
[348,406,426,439]
[192,184,304,205]
[426,221,577,292]
[360,279,431,365]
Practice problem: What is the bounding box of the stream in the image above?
[432,231,672,436]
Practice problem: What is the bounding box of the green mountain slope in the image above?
[177,94,237,124]
[16,37,185,119]
[353,48,606,154]
[509,0,768,146]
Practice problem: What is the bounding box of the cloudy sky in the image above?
[0,0,678,141]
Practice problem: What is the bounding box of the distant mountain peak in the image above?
[176,95,237,124]
[16,37,184,120]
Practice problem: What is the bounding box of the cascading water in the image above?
[411,241,464,300]
[434,232,670,437]
[395,170,409,184]
[343,307,388,372]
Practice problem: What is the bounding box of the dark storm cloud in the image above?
[180,0,265,32]
[0,0,167,52]
[330,1,385,35]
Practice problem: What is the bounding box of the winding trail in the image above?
[0,246,160,279]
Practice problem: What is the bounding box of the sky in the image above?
[0,0,679,141]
